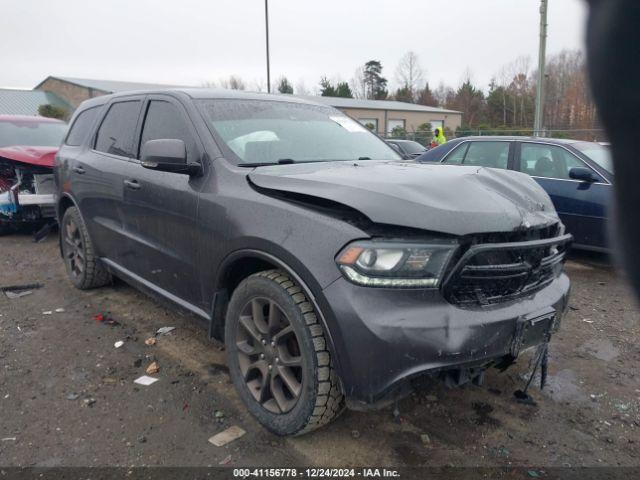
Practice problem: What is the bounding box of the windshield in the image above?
[0,119,67,147]
[198,99,401,165]
[574,142,613,174]
[400,141,427,154]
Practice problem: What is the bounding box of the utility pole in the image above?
[265,0,271,93]
[533,0,548,136]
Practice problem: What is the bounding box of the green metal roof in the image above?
[0,88,71,116]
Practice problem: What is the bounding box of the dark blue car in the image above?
[418,136,613,251]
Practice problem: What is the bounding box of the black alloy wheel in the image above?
[236,297,303,414]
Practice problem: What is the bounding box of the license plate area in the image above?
[510,310,555,357]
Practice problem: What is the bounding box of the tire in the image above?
[60,206,111,289]
[225,269,344,436]
[0,221,12,236]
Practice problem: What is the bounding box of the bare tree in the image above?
[251,78,267,92]
[350,66,367,99]
[213,75,246,90]
[228,75,246,90]
[395,51,424,101]
[434,82,455,108]
[295,79,310,96]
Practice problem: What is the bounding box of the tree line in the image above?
[204,49,599,137]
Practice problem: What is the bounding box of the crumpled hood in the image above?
[248,161,559,236]
[0,145,58,168]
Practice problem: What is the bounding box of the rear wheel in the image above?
[61,207,111,289]
[225,270,344,435]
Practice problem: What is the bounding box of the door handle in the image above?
[72,166,85,174]
[123,179,141,190]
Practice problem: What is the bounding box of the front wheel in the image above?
[225,270,344,435]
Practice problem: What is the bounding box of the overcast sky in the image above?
[1,0,587,93]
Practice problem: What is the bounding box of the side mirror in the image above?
[569,166,598,183]
[141,139,201,175]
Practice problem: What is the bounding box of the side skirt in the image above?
[100,257,212,323]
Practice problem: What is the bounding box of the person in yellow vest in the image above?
[430,127,447,148]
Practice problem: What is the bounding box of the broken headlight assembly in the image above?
[336,241,457,288]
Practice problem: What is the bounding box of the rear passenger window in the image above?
[139,101,196,161]
[463,142,510,169]
[65,106,99,146]
[95,101,141,157]
[518,143,595,180]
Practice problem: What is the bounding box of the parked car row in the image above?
[54,89,571,436]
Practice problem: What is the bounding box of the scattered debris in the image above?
[144,337,157,346]
[156,326,176,336]
[615,402,631,412]
[1,437,17,442]
[103,377,117,385]
[114,341,125,349]
[94,314,120,326]
[134,375,159,386]
[82,397,96,407]
[420,433,431,445]
[527,470,541,478]
[146,362,160,375]
[55,308,65,313]
[42,311,53,315]
[66,393,80,401]
[208,426,246,447]
[214,410,225,419]
[582,318,594,324]
[219,454,233,465]
[424,394,438,403]
[0,283,42,292]
[5,290,32,299]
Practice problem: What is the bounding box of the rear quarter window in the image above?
[65,106,100,146]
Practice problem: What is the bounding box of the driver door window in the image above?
[518,143,599,181]
[138,100,197,162]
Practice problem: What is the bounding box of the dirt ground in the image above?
[1,232,639,469]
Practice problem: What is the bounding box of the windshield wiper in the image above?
[238,159,299,167]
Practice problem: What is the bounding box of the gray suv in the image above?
[55,89,572,435]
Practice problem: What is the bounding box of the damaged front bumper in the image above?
[321,233,572,410]
[0,167,56,225]
[324,274,570,409]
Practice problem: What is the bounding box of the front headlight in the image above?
[335,241,457,288]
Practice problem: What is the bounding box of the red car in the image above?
[0,115,68,234]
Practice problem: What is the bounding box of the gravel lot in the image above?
[1,232,639,468]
